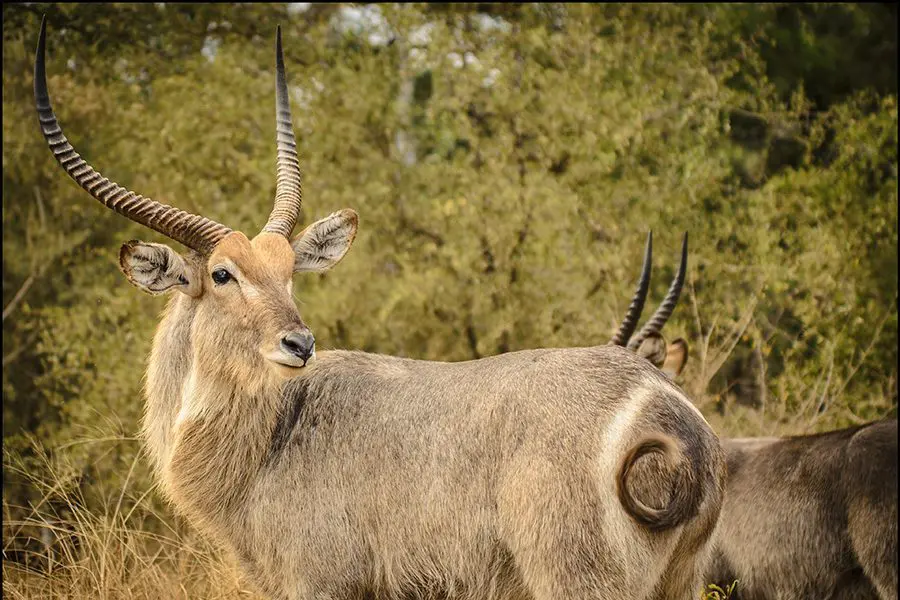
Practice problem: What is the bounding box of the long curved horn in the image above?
[34,16,232,254]
[627,232,688,351]
[261,25,303,239]
[610,231,653,346]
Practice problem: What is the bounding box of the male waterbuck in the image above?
[35,18,725,600]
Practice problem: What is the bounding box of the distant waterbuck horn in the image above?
[36,16,725,600]
[610,231,690,378]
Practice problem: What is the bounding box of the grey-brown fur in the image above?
[146,294,725,600]
[706,419,898,600]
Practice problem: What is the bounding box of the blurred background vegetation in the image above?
[2,3,897,598]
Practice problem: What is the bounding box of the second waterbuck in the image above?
[706,420,898,600]
[35,19,725,600]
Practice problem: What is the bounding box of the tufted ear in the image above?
[119,240,202,296]
[291,209,358,273]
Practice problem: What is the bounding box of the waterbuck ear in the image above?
[661,338,689,379]
[635,332,669,369]
[119,240,201,297]
[291,209,358,273]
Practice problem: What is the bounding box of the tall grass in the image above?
[2,443,262,600]
[682,286,897,439]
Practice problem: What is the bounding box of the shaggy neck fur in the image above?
[143,293,283,540]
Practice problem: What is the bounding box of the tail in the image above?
[616,433,704,531]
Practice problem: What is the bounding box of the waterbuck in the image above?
[35,18,725,600]
[703,420,899,600]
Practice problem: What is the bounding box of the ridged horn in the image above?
[610,231,653,346]
[627,232,688,351]
[261,25,303,239]
[34,16,232,254]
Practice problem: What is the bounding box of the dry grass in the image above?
[2,446,262,600]
[683,284,897,439]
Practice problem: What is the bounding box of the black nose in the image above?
[281,331,315,363]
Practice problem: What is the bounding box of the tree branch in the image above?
[3,274,36,323]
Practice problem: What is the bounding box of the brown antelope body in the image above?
[705,420,898,600]
[35,19,725,600]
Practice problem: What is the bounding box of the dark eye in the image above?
[211,268,232,285]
